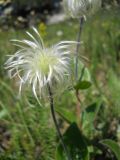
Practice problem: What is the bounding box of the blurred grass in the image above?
[0,7,120,159]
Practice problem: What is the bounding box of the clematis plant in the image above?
[4,1,101,160]
[63,0,101,19]
[63,0,101,129]
[63,0,101,81]
[5,27,78,160]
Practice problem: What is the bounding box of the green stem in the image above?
[75,17,84,81]
[47,84,72,160]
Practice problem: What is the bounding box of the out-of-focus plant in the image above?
[39,22,47,38]
[102,0,120,7]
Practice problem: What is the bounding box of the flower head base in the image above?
[5,28,75,101]
[63,0,101,18]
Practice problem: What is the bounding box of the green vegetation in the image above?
[0,7,120,160]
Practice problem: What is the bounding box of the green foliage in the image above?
[74,81,92,91]
[81,100,102,138]
[0,82,56,159]
[74,61,92,90]
[101,140,120,160]
[107,70,120,116]
[56,123,89,160]
[0,109,8,119]
[55,107,77,124]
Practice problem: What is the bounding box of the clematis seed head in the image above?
[63,0,101,19]
[5,28,77,102]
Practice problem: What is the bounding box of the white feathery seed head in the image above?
[5,28,76,102]
[63,0,101,18]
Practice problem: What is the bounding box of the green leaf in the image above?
[101,139,120,160]
[56,123,89,160]
[74,81,92,90]
[74,62,92,90]
[55,107,77,124]
[82,100,102,137]
[80,67,91,82]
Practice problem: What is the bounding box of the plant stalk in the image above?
[75,16,84,81]
[47,84,72,160]
[75,17,84,128]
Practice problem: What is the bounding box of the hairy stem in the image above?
[75,16,84,80]
[48,84,72,160]
[75,17,84,128]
